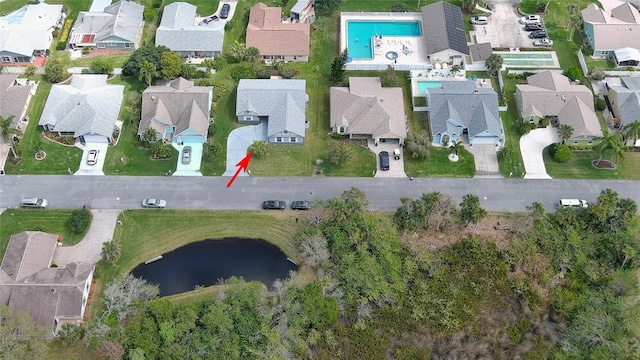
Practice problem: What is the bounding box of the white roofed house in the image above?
[236,79,308,144]
[156,2,224,58]
[330,77,407,146]
[0,3,63,64]
[38,75,124,144]
[68,0,144,50]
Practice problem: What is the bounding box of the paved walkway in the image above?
[465,144,501,178]
[368,140,407,178]
[52,209,120,267]
[223,122,267,176]
[520,127,559,179]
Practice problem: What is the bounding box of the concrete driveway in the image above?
[53,209,120,267]
[223,122,267,176]
[466,144,501,177]
[173,142,203,176]
[520,127,559,179]
[368,140,407,178]
[75,143,108,176]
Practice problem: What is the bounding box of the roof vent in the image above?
[50,288,56,294]
[151,95,156,100]
[474,89,479,93]
[562,94,566,102]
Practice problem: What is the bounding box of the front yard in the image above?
[543,147,640,180]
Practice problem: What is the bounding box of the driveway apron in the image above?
[466,144,501,177]
[520,127,559,179]
[223,122,267,176]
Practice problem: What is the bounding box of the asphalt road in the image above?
[2,175,639,213]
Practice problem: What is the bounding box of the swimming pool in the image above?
[417,81,443,95]
[347,20,422,59]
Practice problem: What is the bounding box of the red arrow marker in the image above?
[226,151,253,188]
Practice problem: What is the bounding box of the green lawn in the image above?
[4,81,83,175]
[544,148,640,180]
[100,210,301,281]
[405,147,475,177]
[69,52,133,68]
[496,74,527,177]
[0,209,91,260]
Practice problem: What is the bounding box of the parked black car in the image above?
[263,200,286,210]
[529,30,547,39]
[291,200,310,210]
[524,23,543,31]
[379,151,390,171]
[220,3,230,19]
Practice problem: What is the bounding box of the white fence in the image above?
[577,49,588,77]
[346,63,429,71]
[603,70,640,77]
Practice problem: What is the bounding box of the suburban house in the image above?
[0,3,63,64]
[0,231,94,334]
[156,2,225,58]
[39,75,124,144]
[330,77,407,146]
[515,71,603,143]
[246,2,311,63]
[68,0,144,50]
[426,81,503,146]
[581,0,640,58]
[290,0,315,23]
[0,74,34,130]
[236,79,308,144]
[421,1,469,66]
[468,43,493,64]
[139,77,213,145]
[604,76,640,128]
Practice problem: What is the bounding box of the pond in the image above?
[131,238,298,296]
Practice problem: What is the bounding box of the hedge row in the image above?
[56,19,74,51]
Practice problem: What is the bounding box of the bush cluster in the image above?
[67,208,91,233]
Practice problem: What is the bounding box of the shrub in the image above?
[565,67,582,81]
[280,68,295,79]
[90,58,114,74]
[515,118,533,136]
[143,8,156,22]
[67,208,91,233]
[553,144,572,162]
[539,117,550,127]
[82,46,91,55]
[595,98,607,111]
[57,18,73,49]
[257,69,271,79]
[391,2,409,12]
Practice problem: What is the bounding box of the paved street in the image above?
[2,175,639,213]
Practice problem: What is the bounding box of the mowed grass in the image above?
[4,81,83,175]
[405,146,475,177]
[101,210,301,280]
[544,148,640,180]
[69,52,133,68]
[0,209,91,260]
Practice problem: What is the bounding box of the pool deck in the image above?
[409,69,493,97]
[341,12,429,67]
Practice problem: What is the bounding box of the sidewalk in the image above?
[53,209,120,267]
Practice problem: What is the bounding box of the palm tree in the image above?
[101,241,121,264]
[557,124,574,144]
[622,120,640,144]
[485,54,503,76]
[594,130,625,166]
[228,41,246,62]
[138,61,157,86]
[450,64,461,76]
[0,115,23,159]
[141,127,158,145]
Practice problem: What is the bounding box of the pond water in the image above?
[131,238,298,296]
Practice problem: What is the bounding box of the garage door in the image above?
[471,136,497,145]
[82,134,109,143]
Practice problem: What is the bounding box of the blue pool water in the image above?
[417,81,443,95]
[347,20,422,59]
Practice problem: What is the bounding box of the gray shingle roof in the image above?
[72,0,143,44]
[156,2,224,53]
[421,1,469,56]
[330,77,407,140]
[0,74,31,127]
[428,81,502,138]
[0,232,57,283]
[607,76,640,126]
[469,43,493,62]
[557,97,603,138]
[236,79,308,138]
[38,75,124,139]
[516,71,594,118]
[140,78,213,138]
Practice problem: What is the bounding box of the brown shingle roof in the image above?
[139,77,212,138]
[330,77,407,140]
[0,74,32,127]
[246,2,310,57]
[0,232,57,282]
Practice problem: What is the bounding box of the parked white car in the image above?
[519,15,541,24]
[533,38,553,47]
[470,16,489,25]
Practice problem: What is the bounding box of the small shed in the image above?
[613,47,640,68]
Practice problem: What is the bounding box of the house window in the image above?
[244,116,252,121]
[291,137,296,142]
[587,140,593,145]
[339,126,346,134]
[276,137,282,142]
[124,43,131,48]
[573,140,579,145]
[1,56,11,62]
[107,42,116,47]
[97,43,105,48]
[283,130,288,134]
[528,115,535,123]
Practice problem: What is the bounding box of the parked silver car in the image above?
[142,198,167,208]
